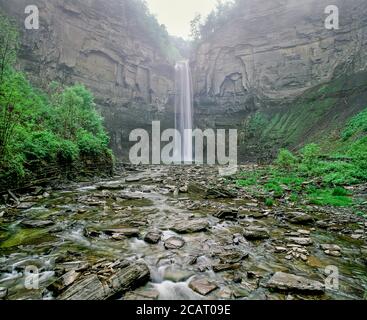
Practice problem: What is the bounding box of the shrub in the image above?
[265,198,274,207]
[275,149,298,170]
[342,107,367,140]
[58,140,79,162]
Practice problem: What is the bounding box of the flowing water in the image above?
[0,166,366,300]
[174,61,193,163]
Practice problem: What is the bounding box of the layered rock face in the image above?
[0,0,175,157]
[193,0,367,104]
[192,0,367,160]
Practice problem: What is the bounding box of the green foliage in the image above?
[276,149,298,171]
[264,182,284,198]
[0,11,19,81]
[58,140,80,162]
[265,198,274,207]
[332,187,349,197]
[300,143,321,169]
[342,107,367,140]
[306,188,352,207]
[0,13,112,183]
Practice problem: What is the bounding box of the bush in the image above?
[342,107,367,140]
[22,130,61,160]
[276,149,298,170]
[58,140,79,162]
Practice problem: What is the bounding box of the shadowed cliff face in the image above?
[191,0,367,161]
[0,0,176,158]
[192,0,367,102]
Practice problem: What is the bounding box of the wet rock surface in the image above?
[265,272,324,294]
[0,165,366,300]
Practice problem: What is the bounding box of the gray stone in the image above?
[171,219,209,234]
[189,278,218,296]
[243,227,270,240]
[57,262,150,300]
[164,236,185,249]
[287,237,313,246]
[266,272,324,294]
[144,231,162,244]
[214,209,238,220]
[21,220,54,228]
[289,212,315,225]
[0,287,8,299]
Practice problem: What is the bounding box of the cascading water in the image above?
[174,60,193,163]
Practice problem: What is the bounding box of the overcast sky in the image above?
[146,0,225,39]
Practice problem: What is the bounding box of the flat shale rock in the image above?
[48,270,81,293]
[17,202,36,210]
[214,209,238,220]
[266,272,324,294]
[189,278,218,296]
[287,237,313,246]
[243,227,270,240]
[21,220,54,228]
[57,262,150,300]
[213,263,241,273]
[144,231,162,244]
[171,219,209,234]
[104,228,140,238]
[164,236,185,250]
[288,212,315,225]
[206,188,236,199]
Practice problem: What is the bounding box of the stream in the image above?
[0,165,366,300]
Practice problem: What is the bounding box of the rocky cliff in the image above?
[192,0,367,161]
[0,0,176,157]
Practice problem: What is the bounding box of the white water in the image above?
[174,60,193,163]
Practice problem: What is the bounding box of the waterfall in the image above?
[174,60,193,163]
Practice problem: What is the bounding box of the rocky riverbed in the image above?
[0,165,366,300]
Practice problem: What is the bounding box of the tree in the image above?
[190,14,202,41]
[0,11,19,83]
[0,13,20,162]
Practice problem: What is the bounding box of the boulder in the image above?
[57,262,150,300]
[144,231,162,244]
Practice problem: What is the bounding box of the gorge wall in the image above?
[192,0,367,161]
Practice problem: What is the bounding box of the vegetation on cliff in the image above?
[0,12,112,185]
[236,107,367,213]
